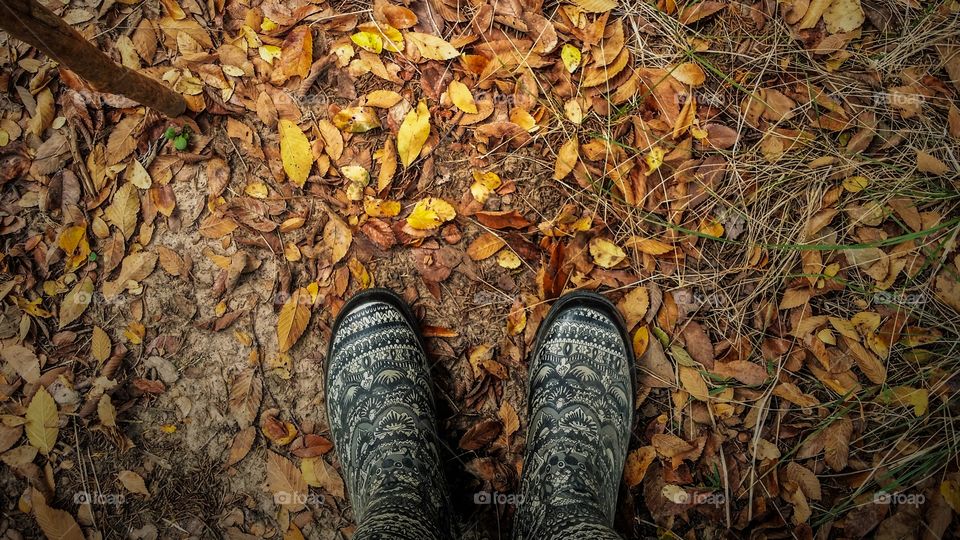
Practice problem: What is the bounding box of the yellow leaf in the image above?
[941,478,960,513]
[624,446,656,488]
[160,423,177,433]
[365,90,403,108]
[397,100,431,167]
[278,119,313,187]
[497,250,522,269]
[351,31,383,54]
[510,108,538,132]
[126,159,152,189]
[348,257,373,288]
[407,197,456,230]
[363,196,401,217]
[554,137,579,180]
[699,218,724,237]
[105,182,140,240]
[626,237,674,255]
[448,80,478,114]
[589,237,626,268]
[26,386,58,455]
[561,44,582,73]
[58,225,90,272]
[245,182,269,198]
[261,16,278,32]
[645,146,666,173]
[359,23,404,52]
[277,287,312,353]
[470,170,501,203]
[333,106,381,133]
[842,175,869,193]
[406,32,460,60]
[573,0,617,12]
[633,326,650,357]
[259,45,282,64]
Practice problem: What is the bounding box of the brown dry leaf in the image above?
[266,451,308,510]
[573,0,616,12]
[679,365,709,401]
[106,115,142,165]
[118,470,151,497]
[28,88,55,137]
[624,446,657,488]
[105,182,140,239]
[824,416,853,471]
[679,1,725,24]
[948,103,960,139]
[460,419,502,450]
[324,214,352,265]
[507,298,527,336]
[228,369,262,429]
[223,426,256,468]
[278,287,312,353]
[672,63,705,86]
[916,150,951,176]
[32,488,84,540]
[279,26,313,81]
[498,400,519,440]
[26,386,58,455]
[3,345,40,386]
[59,276,93,328]
[554,137,579,180]
[784,462,822,500]
[301,456,345,498]
[618,286,649,329]
[779,288,812,310]
[773,382,820,408]
[91,326,111,363]
[406,32,460,60]
[712,361,768,385]
[466,233,506,261]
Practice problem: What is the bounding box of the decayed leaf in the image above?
[266,451,308,510]
[397,100,431,167]
[407,197,456,230]
[712,361,768,385]
[916,150,950,176]
[679,1,725,24]
[26,386,58,455]
[279,119,313,187]
[301,456,345,498]
[278,287,312,353]
[333,106,381,133]
[448,80,478,114]
[589,237,626,268]
[223,427,254,469]
[499,400,519,440]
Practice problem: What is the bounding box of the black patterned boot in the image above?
[325,289,455,540]
[513,292,635,540]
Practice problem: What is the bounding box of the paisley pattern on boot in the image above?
[325,294,454,540]
[513,296,634,540]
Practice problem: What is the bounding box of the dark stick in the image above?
[0,0,187,117]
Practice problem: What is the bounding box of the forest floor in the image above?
[1,0,960,538]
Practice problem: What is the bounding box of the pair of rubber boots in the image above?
[325,289,634,540]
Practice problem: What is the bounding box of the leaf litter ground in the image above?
[1,0,960,538]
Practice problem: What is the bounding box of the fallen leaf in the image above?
[397,101,431,167]
[407,197,456,230]
[26,386,58,455]
[118,470,151,497]
[279,119,313,187]
[278,287,312,352]
[589,237,626,268]
[448,80,478,114]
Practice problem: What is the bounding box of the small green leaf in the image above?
[174,135,188,151]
